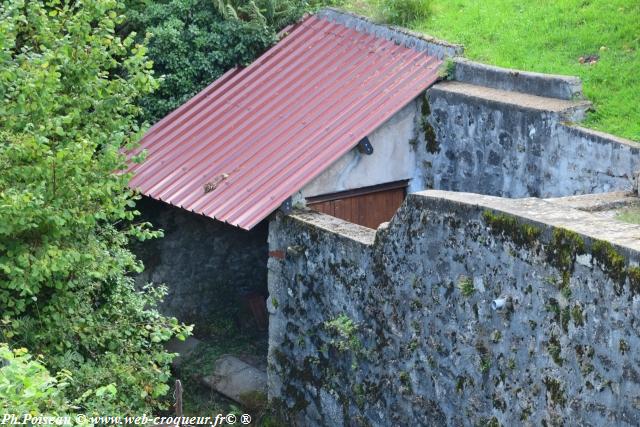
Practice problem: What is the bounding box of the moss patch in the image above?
[571,304,584,327]
[420,96,440,154]
[592,240,627,291]
[547,335,563,366]
[629,266,640,296]
[238,390,268,412]
[546,228,585,296]
[482,210,542,248]
[543,377,566,407]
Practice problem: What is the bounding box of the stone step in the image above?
[201,354,267,410]
[430,81,592,122]
[452,57,584,100]
[545,191,638,212]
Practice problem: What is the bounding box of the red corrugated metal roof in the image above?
[128,13,442,230]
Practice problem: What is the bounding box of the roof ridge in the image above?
[316,8,463,59]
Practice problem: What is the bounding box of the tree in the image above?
[0,0,190,413]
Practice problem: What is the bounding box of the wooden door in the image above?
[306,181,407,229]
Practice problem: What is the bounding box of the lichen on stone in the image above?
[628,266,640,295]
[547,335,563,366]
[619,339,630,355]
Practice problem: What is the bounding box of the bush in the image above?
[0,344,122,417]
[0,0,190,414]
[379,0,431,26]
[0,345,69,415]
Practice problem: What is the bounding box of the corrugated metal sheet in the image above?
[128,14,442,230]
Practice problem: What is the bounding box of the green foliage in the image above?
[438,58,456,80]
[456,276,474,297]
[546,228,585,297]
[124,0,277,123]
[324,314,361,353]
[0,0,190,414]
[628,266,640,296]
[482,211,542,248]
[0,344,121,417]
[0,345,69,414]
[479,357,491,374]
[592,240,626,284]
[214,0,332,29]
[571,304,584,327]
[543,376,566,407]
[346,0,640,141]
[547,335,563,366]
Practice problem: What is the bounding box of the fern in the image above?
[226,3,239,19]
[213,0,310,28]
[240,1,266,24]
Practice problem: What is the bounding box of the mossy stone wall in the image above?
[267,192,640,426]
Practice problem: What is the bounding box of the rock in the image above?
[201,355,267,409]
[165,336,201,369]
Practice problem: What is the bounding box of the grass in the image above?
[344,0,640,141]
[616,206,640,225]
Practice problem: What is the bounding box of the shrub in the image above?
[124,0,277,123]
[379,0,431,26]
[0,344,121,416]
[0,345,69,415]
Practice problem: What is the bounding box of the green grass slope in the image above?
[345,0,640,141]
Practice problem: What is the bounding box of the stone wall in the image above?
[267,190,640,426]
[416,82,640,197]
[134,197,268,325]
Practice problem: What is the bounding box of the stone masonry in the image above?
[268,191,640,426]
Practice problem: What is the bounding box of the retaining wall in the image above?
[413,83,640,197]
[268,191,640,426]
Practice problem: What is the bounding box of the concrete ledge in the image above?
[453,57,583,100]
[430,81,591,121]
[545,191,639,212]
[317,8,463,59]
[286,209,376,246]
[560,123,639,148]
[410,190,640,253]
